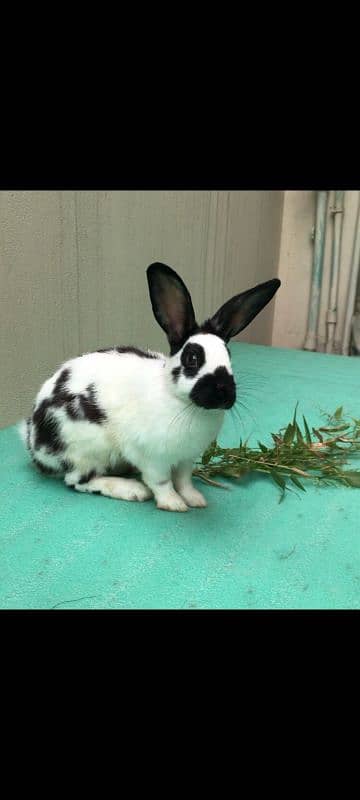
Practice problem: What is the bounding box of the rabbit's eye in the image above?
[181,343,205,375]
[186,352,198,368]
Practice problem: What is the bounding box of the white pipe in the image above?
[342,191,360,355]
[326,191,344,353]
[304,191,328,351]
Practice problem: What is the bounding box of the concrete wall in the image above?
[0,191,283,428]
[272,190,359,352]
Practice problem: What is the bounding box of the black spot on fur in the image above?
[198,321,231,360]
[32,457,59,475]
[78,470,96,484]
[51,372,107,425]
[64,397,81,420]
[79,385,107,423]
[26,417,31,450]
[54,368,71,395]
[172,366,181,382]
[199,319,219,337]
[31,364,107,459]
[116,346,159,359]
[97,346,159,359]
[181,343,205,377]
[61,459,74,472]
[32,400,65,453]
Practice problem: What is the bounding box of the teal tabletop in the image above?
[1,342,359,610]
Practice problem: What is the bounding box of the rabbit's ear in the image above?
[147,263,198,353]
[209,278,281,342]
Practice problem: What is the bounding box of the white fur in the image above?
[18,419,28,445]
[20,335,229,511]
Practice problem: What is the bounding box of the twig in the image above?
[51,595,99,609]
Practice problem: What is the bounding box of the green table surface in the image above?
[1,342,360,610]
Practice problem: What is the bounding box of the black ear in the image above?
[209,278,281,342]
[147,263,198,354]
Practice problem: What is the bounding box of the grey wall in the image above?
[0,191,283,428]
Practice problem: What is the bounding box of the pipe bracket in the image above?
[326,309,337,324]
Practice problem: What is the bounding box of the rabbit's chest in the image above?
[158,409,224,463]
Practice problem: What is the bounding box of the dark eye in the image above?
[186,352,198,368]
[181,343,205,374]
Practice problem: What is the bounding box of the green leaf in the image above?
[284,424,295,444]
[312,428,324,443]
[290,474,306,491]
[196,403,360,497]
[222,468,244,478]
[201,440,217,464]
[318,424,350,433]
[292,402,299,426]
[271,433,283,445]
[295,423,304,444]
[302,415,312,444]
[271,472,286,490]
[342,471,360,487]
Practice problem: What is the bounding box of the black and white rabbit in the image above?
[19,263,280,511]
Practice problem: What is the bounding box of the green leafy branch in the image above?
[193,405,360,502]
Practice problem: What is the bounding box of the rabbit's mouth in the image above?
[190,368,236,410]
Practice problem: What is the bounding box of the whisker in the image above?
[167,401,193,431]
[233,405,245,431]
[235,399,258,429]
[165,401,197,454]
[229,407,242,440]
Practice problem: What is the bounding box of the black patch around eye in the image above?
[180,343,205,377]
[172,366,181,382]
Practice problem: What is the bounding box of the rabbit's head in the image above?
[147,263,280,411]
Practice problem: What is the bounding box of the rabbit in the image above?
[19,262,280,512]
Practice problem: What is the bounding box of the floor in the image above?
[1,342,360,610]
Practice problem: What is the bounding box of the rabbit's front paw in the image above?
[157,491,188,512]
[179,487,207,508]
